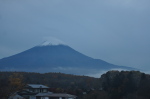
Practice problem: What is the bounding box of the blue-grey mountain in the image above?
[0,44,134,75]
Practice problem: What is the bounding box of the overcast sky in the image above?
[0,0,150,72]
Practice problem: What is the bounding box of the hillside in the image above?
[0,44,134,76]
[0,71,100,98]
[1,71,150,99]
[84,70,150,99]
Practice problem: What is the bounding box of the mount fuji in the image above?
[0,41,135,76]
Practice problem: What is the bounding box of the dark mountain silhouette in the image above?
[0,44,134,75]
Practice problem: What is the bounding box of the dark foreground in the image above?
[0,70,150,99]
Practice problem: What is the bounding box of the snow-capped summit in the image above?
[40,41,60,46]
[39,39,66,46]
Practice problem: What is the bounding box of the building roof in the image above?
[27,84,49,88]
[47,93,76,98]
[37,93,76,98]
[17,90,37,95]
[36,92,53,96]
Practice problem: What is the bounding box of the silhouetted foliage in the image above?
[1,71,150,99]
[99,71,150,99]
[0,71,99,99]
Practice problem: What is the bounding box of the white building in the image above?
[9,84,76,99]
[24,84,49,93]
[36,93,76,99]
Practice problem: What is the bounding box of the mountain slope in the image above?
[0,44,134,75]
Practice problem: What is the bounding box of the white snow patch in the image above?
[39,37,66,46]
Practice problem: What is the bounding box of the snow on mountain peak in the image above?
[38,37,66,46]
[40,41,62,46]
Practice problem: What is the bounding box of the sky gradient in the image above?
[0,0,150,72]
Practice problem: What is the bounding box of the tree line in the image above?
[0,71,99,99]
[1,71,150,99]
